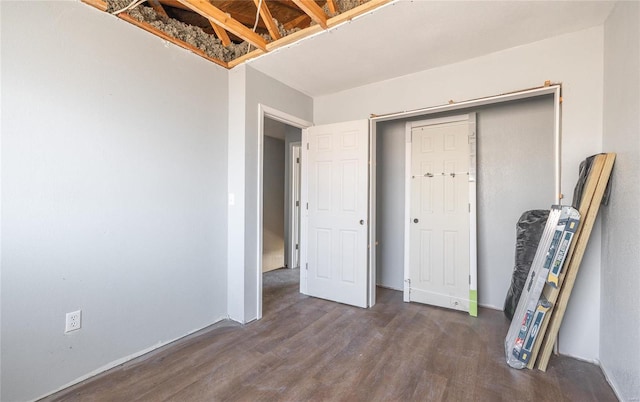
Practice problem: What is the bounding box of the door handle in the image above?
[359,220,365,225]
[413,218,419,223]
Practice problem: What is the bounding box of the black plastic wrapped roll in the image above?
[503,209,550,320]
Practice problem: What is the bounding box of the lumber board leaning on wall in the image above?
[527,153,616,371]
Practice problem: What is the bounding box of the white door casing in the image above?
[289,143,302,269]
[301,120,369,308]
[405,115,477,315]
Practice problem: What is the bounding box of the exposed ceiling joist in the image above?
[328,0,389,26]
[253,0,281,41]
[283,13,311,31]
[209,20,231,46]
[158,0,191,12]
[176,0,268,51]
[292,0,328,29]
[326,0,338,15]
[147,0,169,19]
[84,0,107,12]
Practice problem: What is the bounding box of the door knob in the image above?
[413,218,419,223]
[359,220,365,225]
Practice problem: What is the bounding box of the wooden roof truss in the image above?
[82,0,392,68]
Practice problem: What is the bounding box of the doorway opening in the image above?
[257,106,312,319]
[262,117,300,273]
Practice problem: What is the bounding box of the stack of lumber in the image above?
[524,153,616,371]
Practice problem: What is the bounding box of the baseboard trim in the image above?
[478,303,502,311]
[376,284,403,291]
[33,315,232,402]
[599,360,626,402]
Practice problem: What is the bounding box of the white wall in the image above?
[227,66,313,322]
[601,2,640,400]
[1,2,229,401]
[315,27,604,362]
[262,135,285,272]
[227,66,247,322]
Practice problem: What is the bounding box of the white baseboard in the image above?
[33,315,231,402]
[376,283,403,291]
[598,360,626,402]
[478,303,502,311]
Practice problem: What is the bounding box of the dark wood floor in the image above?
[45,268,616,401]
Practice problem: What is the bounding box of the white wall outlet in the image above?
[65,310,82,333]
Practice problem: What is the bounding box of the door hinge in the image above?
[306,143,309,150]
[295,244,299,250]
[306,202,309,210]
[469,203,471,213]
[296,200,299,207]
[305,263,308,270]
[296,157,300,163]
[469,275,471,285]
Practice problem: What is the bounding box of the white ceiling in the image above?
[246,0,616,97]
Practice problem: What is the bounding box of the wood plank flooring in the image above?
[44,268,616,401]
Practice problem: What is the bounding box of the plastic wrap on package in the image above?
[503,209,550,320]
[573,154,613,208]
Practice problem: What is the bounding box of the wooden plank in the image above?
[326,0,338,14]
[536,153,616,371]
[176,0,268,51]
[82,0,107,11]
[266,23,323,50]
[227,48,266,68]
[292,0,328,29]
[209,21,232,46]
[525,154,607,369]
[159,0,191,11]
[327,0,392,27]
[253,0,282,40]
[162,0,267,28]
[283,13,311,30]
[148,0,170,19]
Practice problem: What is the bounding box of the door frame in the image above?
[370,85,562,203]
[403,114,477,314]
[288,142,302,269]
[257,104,312,320]
[370,84,562,314]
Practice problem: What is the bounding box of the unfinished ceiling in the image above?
[82,0,616,97]
[82,0,390,67]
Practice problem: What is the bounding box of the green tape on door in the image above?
[469,290,478,317]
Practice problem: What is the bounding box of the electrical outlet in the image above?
[65,310,82,333]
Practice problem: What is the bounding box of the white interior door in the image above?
[407,116,476,314]
[301,120,369,308]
